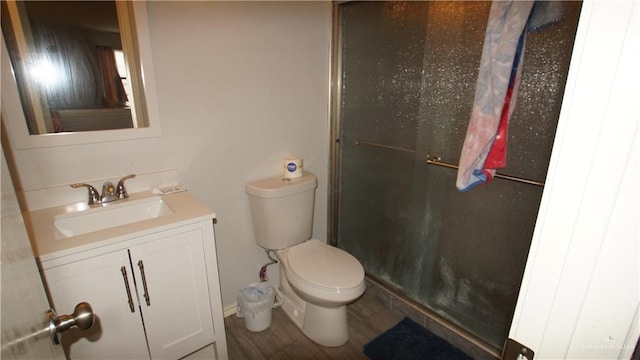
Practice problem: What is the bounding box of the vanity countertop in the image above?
[26,190,215,263]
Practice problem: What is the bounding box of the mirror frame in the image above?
[1,1,161,149]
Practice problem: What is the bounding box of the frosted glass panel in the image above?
[336,1,581,348]
[1,150,63,359]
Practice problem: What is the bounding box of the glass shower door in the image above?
[334,1,581,349]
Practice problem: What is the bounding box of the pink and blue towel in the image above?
[456,1,562,192]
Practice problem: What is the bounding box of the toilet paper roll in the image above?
[283,157,303,179]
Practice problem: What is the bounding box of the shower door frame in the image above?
[328,4,342,249]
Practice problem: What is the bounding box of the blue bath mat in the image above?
[363,317,473,360]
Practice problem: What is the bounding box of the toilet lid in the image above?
[288,239,364,290]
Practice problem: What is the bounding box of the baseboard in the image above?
[223,303,237,318]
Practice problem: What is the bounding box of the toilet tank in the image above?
[246,172,317,250]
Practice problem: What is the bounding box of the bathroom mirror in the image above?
[1,0,160,148]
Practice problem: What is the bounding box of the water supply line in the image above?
[259,250,278,282]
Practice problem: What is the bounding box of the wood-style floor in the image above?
[224,286,404,360]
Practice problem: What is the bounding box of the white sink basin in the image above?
[54,197,174,238]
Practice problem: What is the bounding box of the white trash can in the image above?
[236,282,276,332]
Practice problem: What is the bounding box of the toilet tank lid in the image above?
[246,172,317,199]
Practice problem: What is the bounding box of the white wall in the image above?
[146,1,331,308]
[2,1,331,309]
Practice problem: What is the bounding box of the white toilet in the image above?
[246,172,365,347]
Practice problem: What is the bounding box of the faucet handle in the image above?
[71,183,100,205]
[116,174,136,200]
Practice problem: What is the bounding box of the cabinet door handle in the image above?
[137,260,151,306]
[120,266,135,313]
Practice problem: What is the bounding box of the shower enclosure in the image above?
[331,1,581,351]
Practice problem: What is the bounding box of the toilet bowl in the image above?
[276,239,365,347]
[245,172,366,347]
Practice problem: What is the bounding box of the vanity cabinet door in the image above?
[43,250,150,359]
[129,228,214,359]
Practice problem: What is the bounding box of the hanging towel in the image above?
[456,1,564,192]
[456,1,534,192]
[527,1,564,32]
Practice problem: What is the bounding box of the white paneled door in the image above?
[509,1,639,359]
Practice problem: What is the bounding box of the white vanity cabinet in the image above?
[39,219,226,359]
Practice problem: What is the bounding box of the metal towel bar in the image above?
[352,139,545,187]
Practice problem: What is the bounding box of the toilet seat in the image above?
[286,239,364,292]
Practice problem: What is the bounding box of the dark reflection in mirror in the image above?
[1,1,147,135]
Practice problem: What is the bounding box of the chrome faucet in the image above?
[100,182,118,203]
[71,174,136,205]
